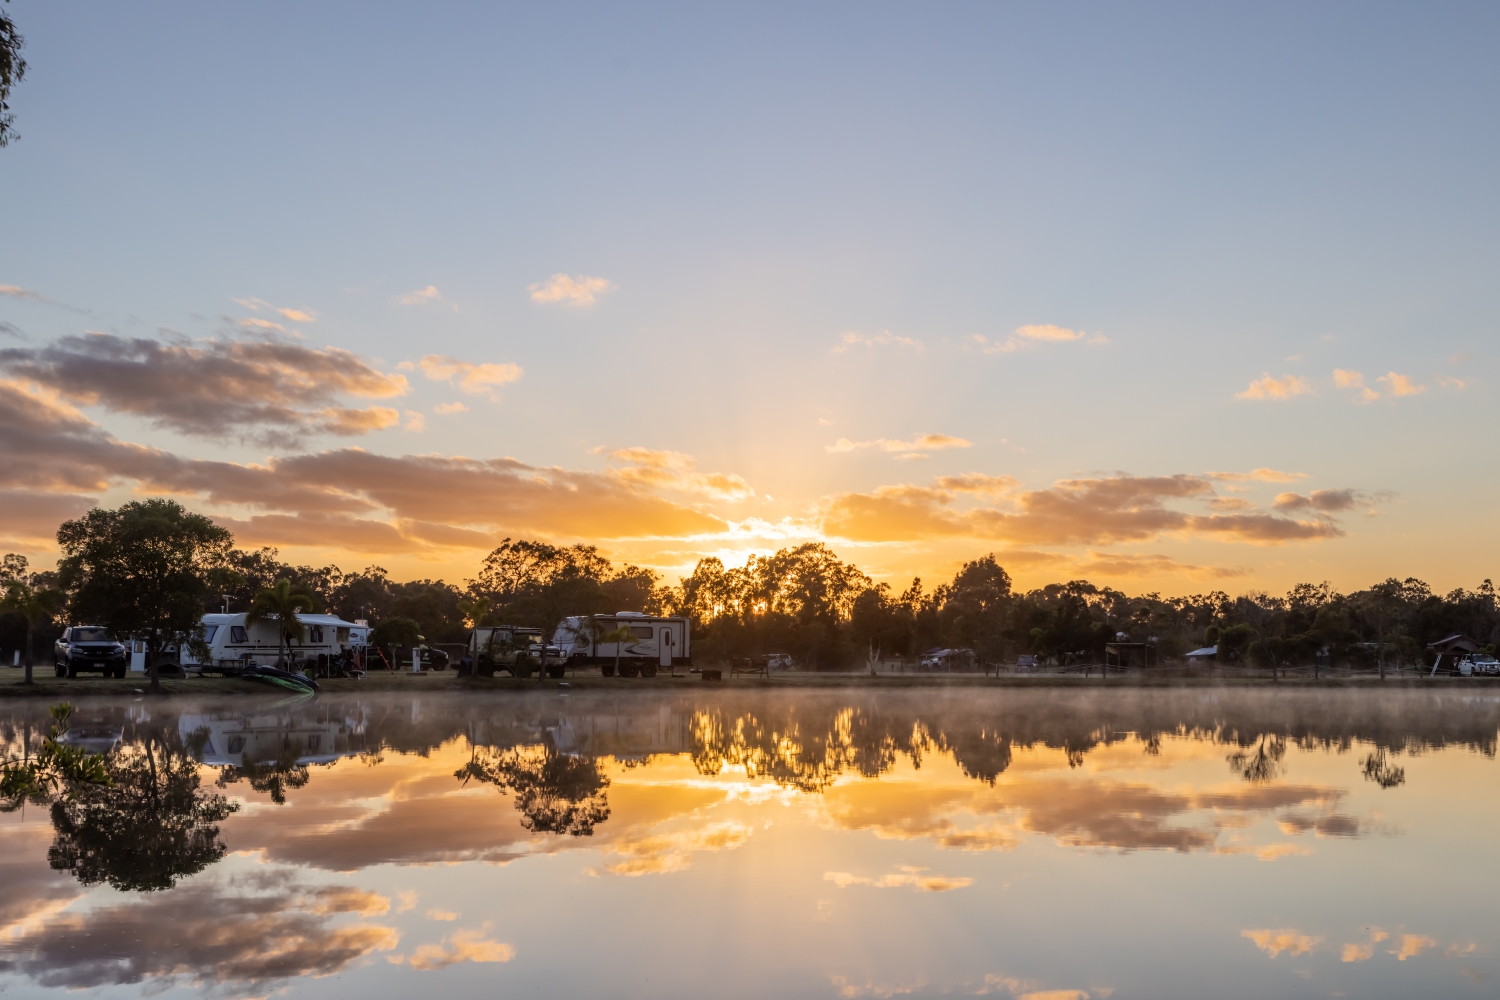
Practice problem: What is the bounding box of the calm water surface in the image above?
[1,688,1497,999]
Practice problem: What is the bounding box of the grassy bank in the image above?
[3,666,1492,698]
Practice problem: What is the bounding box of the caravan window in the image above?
[230,626,248,643]
[202,625,218,643]
[310,626,325,643]
[629,626,653,640]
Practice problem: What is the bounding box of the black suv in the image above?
[54,626,128,678]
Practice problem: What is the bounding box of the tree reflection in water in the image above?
[48,724,238,892]
[1361,746,1406,789]
[216,740,311,805]
[457,744,610,836]
[1226,734,1288,784]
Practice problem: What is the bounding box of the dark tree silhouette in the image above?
[457,744,610,836]
[48,724,238,891]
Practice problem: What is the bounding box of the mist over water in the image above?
[2,688,1496,999]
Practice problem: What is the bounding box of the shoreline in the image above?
[2,668,1494,698]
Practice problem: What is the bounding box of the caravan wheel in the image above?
[641,664,658,678]
[619,662,640,678]
[599,663,615,677]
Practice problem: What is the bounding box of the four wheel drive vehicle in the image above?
[1014,655,1039,672]
[54,626,129,678]
[464,627,567,678]
[1459,654,1500,676]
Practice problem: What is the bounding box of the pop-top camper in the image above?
[179,612,364,674]
[552,612,692,677]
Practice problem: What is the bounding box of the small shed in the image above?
[1184,645,1218,661]
[1428,634,1483,676]
[1104,642,1158,670]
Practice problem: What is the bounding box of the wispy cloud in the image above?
[934,473,1020,498]
[433,401,468,414]
[394,285,444,306]
[1236,374,1312,401]
[820,472,1352,547]
[417,355,523,400]
[234,297,317,323]
[1206,468,1308,483]
[972,324,1107,354]
[1434,375,1467,391]
[402,927,513,971]
[831,329,924,354]
[824,866,973,893]
[0,284,89,314]
[826,433,972,456]
[239,317,286,332]
[0,320,23,339]
[604,446,754,500]
[528,273,616,307]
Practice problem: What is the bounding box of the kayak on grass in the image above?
[240,663,319,693]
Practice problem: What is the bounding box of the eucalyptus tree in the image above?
[57,499,233,693]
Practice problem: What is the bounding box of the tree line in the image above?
[2,498,1497,680]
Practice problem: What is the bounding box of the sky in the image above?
[2,1,1497,596]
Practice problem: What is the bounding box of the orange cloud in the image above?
[1206,468,1307,483]
[528,273,616,306]
[1377,371,1426,397]
[405,927,514,970]
[417,354,523,399]
[820,473,1344,547]
[825,434,972,455]
[604,447,754,501]
[831,329,924,353]
[1242,929,1322,958]
[972,324,1106,354]
[1236,374,1312,401]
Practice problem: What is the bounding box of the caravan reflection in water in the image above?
[0,689,1497,999]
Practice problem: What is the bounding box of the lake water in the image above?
[2,687,1497,999]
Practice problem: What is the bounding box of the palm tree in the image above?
[1,580,65,685]
[244,579,319,669]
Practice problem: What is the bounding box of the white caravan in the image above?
[553,612,692,677]
[180,612,363,673]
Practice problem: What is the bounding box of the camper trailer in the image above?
[552,612,692,677]
[179,612,363,674]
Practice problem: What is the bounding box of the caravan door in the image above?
[659,626,673,668]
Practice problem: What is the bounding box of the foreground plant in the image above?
[0,703,112,809]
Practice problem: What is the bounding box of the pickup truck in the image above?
[54,626,129,678]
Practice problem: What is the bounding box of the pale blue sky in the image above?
[2,2,1496,590]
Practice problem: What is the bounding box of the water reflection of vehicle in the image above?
[179,711,364,766]
[545,706,693,761]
